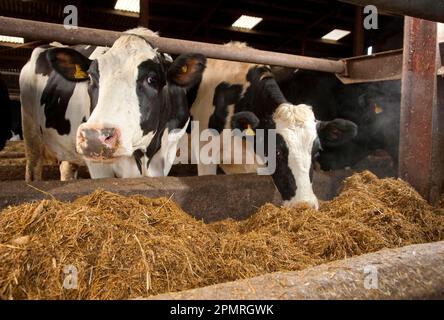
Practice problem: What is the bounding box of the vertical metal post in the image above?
[139,0,149,28]
[76,0,83,27]
[436,31,444,202]
[353,5,364,56]
[399,17,444,203]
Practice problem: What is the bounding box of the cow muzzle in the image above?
[76,125,121,160]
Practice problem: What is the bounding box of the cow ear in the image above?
[270,66,296,84]
[231,111,260,136]
[317,119,358,148]
[47,48,91,82]
[167,53,206,88]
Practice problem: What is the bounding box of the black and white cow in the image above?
[278,69,401,170]
[187,43,357,209]
[20,28,205,181]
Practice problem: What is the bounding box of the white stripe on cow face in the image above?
[147,118,190,177]
[79,32,159,158]
[273,103,319,209]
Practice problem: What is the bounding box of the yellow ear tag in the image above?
[74,64,87,79]
[181,65,188,74]
[245,124,255,136]
[374,103,383,114]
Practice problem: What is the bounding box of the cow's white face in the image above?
[78,34,163,159]
[47,28,206,163]
[272,103,319,209]
[225,66,321,209]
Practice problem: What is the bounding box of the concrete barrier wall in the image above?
[149,241,444,299]
[0,167,395,221]
[0,174,280,222]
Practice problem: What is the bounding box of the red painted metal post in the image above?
[353,5,364,56]
[399,17,444,203]
[139,0,149,28]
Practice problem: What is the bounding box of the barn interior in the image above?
[1,0,444,301]
[0,0,404,177]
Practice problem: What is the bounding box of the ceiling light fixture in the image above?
[114,0,140,13]
[232,15,263,30]
[321,29,351,41]
[0,35,24,44]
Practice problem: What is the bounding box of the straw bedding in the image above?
[1,171,443,299]
[0,141,26,166]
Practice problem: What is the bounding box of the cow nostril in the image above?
[101,128,118,147]
[102,128,115,138]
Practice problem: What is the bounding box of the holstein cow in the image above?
[20,28,205,181]
[278,69,401,170]
[187,43,357,209]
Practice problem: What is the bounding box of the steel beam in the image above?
[338,0,444,23]
[399,17,444,203]
[0,16,345,74]
[338,49,403,84]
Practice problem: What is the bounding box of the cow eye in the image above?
[145,74,158,86]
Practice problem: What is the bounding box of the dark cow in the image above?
[187,43,357,209]
[20,28,205,181]
[277,69,401,170]
[0,77,21,151]
[0,76,12,150]
[8,99,23,141]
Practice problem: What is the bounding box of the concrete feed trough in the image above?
[0,142,442,299]
[1,179,443,299]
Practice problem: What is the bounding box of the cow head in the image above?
[231,66,357,209]
[47,29,205,162]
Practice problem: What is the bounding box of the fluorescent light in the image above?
[321,29,351,41]
[114,0,140,13]
[232,15,263,30]
[367,46,373,55]
[0,35,24,44]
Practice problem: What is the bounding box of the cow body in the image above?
[20,28,205,181]
[187,43,357,208]
[20,44,106,180]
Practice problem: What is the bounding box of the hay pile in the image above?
[1,171,444,299]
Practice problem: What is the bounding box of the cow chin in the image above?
[79,149,130,163]
[76,139,133,162]
[283,195,319,210]
[76,147,128,162]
